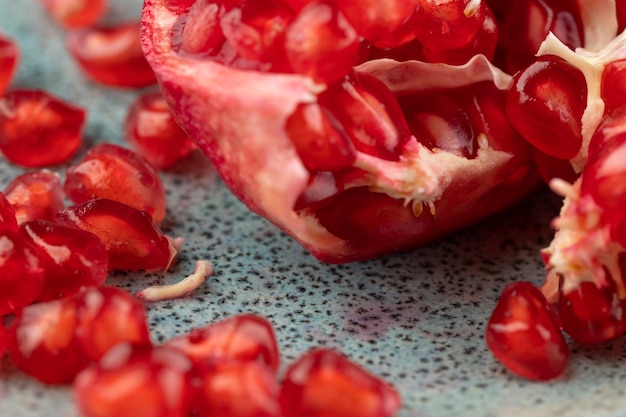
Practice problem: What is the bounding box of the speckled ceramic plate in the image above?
[2,2,626,417]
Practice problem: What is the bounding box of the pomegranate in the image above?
[0,33,19,96]
[141,0,540,263]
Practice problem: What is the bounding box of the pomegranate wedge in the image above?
[141,0,539,263]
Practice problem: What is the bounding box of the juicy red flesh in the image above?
[505,55,587,161]
[486,282,569,381]
[19,220,108,301]
[0,90,85,167]
[165,313,280,372]
[279,348,402,417]
[74,345,194,417]
[0,34,19,96]
[601,60,626,115]
[66,21,157,88]
[38,0,107,28]
[558,281,626,344]
[64,142,167,223]
[57,198,175,271]
[0,229,45,315]
[4,170,64,225]
[124,91,197,169]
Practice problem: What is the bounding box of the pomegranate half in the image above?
[140,0,539,263]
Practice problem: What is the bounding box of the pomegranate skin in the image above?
[141,0,539,263]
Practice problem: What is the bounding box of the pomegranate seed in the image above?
[37,0,107,29]
[0,90,85,167]
[76,286,152,361]
[124,91,197,169]
[0,192,19,232]
[601,59,626,114]
[19,219,108,301]
[165,314,280,372]
[75,344,194,417]
[279,348,401,417]
[486,281,569,381]
[558,281,626,344]
[505,55,587,160]
[220,0,293,62]
[284,2,359,84]
[334,0,418,45]
[0,33,19,96]
[195,360,280,417]
[0,229,45,316]
[320,71,411,161]
[64,142,167,223]
[179,0,226,56]
[4,169,64,225]
[66,21,157,88]
[9,296,90,384]
[285,103,356,171]
[57,198,177,271]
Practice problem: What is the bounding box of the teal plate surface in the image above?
[2,2,626,416]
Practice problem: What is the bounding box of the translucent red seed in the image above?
[37,0,107,29]
[505,55,587,160]
[57,198,176,271]
[486,281,569,381]
[124,91,197,169]
[19,219,108,301]
[179,0,226,56]
[0,33,19,96]
[4,170,64,225]
[0,229,46,316]
[64,142,167,223]
[279,348,402,417]
[66,21,157,88]
[0,90,85,167]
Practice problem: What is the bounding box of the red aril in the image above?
[9,296,90,384]
[37,0,107,29]
[194,360,280,417]
[76,286,152,361]
[74,344,194,417]
[505,55,587,161]
[178,0,226,56]
[67,21,157,88]
[64,142,167,223]
[284,2,359,84]
[165,314,280,372]
[0,33,19,96]
[19,220,108,301]
[558,281,626,344]
[0,90,85,167]
[0,192,19,232]
[279,348,401,417]
[485,281,569,381]
[0,229,45,316]
[601,60,626,114]
[124,91,197,169]
[4,170,64,225]
[57,198,177,271]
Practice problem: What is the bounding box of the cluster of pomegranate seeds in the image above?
[66,21,157,88]
[0,33,19,96]
[37,0,107,29]
[0,90,85,167]
[4,170,64,224]
[64,142,167,223]
[124,91,197,170]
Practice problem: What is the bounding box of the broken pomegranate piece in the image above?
[486,281,569,381]
[19,220,108,301]
[279,348,401,417]
[67,21,157,88]
[165,313,280,372]
[124,91,197,169]
[0,33,19,96]
[74,344,194,417]
[0,90,85,167]
[0,229,45,316]
[64,142,167,223]
[37,0,107,29]
[4,169,64,225]
[57,198,177,271]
